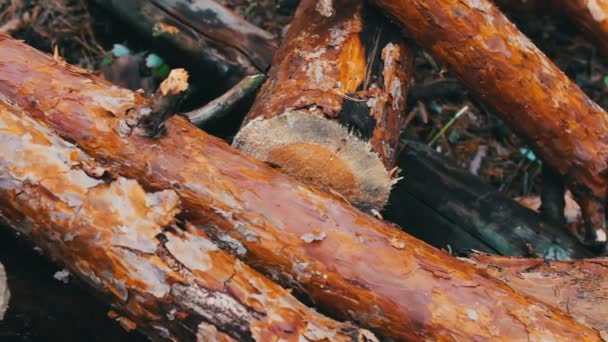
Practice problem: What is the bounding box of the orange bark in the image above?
[0,35,601,341]
[0,97,372,341]
[372,0,608,246]
[234,0,413,211]
[466,253,608,335]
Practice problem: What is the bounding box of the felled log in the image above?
[233,0,414,212]
[94,0,277,88]
[0,35,601,341]
[384,140,591,259]
[0,98,374,341]
[465,253,608,335]
[372,0,608,246]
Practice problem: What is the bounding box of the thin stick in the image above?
[186,74,265,127]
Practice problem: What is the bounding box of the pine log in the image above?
[384,140,592,259]
[372,0,608,246]
[465,253,608,336]
[0,35,601,341]
[496,0,608,55]
[94,0,277,88]
[0,99,372,341]
[233,0,414,212]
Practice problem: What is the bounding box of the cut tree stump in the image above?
[0,35,601,341]
[233,0,414,212]
[94,0,277,88]
[372,0,608,246]
[465,253,608,336]
[384,140,592,259]
[0,97,374,341]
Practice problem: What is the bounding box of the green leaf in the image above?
[153,64,171,79]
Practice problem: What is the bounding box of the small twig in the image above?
[427,105,469,146]
[186,74,265,127]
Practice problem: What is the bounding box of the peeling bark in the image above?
[233,0,414,212]
[0,97,372,341]
[385,140,591,259]
[465,253,608,336]
[93,0,277,87]
[0,35,601,341]
[372,0,608,246]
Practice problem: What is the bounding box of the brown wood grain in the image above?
[0,35,601,341]
[466,253,608,336]
[0,96,371,341]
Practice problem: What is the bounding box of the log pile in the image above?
[2,0,608,340]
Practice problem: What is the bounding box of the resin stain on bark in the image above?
[0,96,373,341]
[0,35,602,341]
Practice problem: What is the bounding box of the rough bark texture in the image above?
[465,253,608,337]
[234,0,414,212]
[372,0,608,246]
[94,0,277,87]
[0,98,371,341]
[0,35,602,341]
[0,261,7,320]
[384,140,591,259]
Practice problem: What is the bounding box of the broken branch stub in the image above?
[0,97,375,341]
[372,0,608,246]
[0,34,601,341]
[233,0,413,212]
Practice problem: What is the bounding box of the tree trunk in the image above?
[465,253,608,336]
[384,140,591,259]
[0,35,601,341]
[497,0,608,55]
[233,0,414,212]
[0,98,371,341]
[93,0,277,88]
[372,0,608,246]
